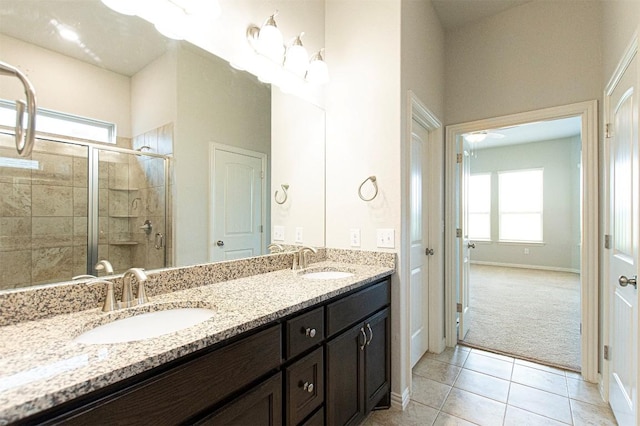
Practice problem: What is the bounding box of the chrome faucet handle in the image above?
[95,259,114,275]
[88,279,117,312]
[298,246,318,269]
[123,268,149,306]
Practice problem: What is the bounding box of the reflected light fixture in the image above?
[101,0,221,41]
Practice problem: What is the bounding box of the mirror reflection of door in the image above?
[210,144,266,261]
[458,117,583,371]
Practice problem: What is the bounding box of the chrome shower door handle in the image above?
[154,233,164,249]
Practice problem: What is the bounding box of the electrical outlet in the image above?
[524,248,530,255]
[350,229,361,247]
[273,226,285,241]
[376,228,395,248]
[295,227,303,243]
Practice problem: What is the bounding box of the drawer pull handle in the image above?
[303,382,314,393]
[366,323,373,346]
[359,327,366,351]
[305,327,317,338]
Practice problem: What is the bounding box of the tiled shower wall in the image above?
[0,124,173,290]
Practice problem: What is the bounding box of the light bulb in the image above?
[258,14,284,61]
[284,34,308,76]
[306,50,329,85]
[464,132,488,143]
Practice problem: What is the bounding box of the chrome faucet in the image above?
[267,243,284,253]
[95,259,114,275]
[122,268,149,307]
[293,246,318,271]
[88,279,117,312]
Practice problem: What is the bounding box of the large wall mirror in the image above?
[0,1,325,291]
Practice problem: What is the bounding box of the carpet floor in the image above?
[461,264,581,371]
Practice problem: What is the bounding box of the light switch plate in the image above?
[376,228,395,248]
[295,227,303,243]
[273,226,285,241]
[350,228,361,247]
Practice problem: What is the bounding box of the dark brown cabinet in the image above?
[326,280,391,426]
[285,347,324,425]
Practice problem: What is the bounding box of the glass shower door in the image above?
[95,148,167,275]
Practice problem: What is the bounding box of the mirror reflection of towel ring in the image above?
[275,184,289,205]
[358,176,378,201]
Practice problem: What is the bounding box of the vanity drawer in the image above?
[57,325,282,425]
[285,306,324,359]
[301,407,324,426]
[285,347,324,426]
[326,279,390,337]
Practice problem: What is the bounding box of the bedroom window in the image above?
[469,173,491,240]
[498,169,543,242]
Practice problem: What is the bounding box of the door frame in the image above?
[444,100,599,382]
[399,91,443,408]
[209,142,267,260]
[602,31,639,402]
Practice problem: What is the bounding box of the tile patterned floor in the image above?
[364,346,618,426]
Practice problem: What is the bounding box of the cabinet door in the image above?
[364,308,390,412]
[197,373,282,425]
[326,322,366,426]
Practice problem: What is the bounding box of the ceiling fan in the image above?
[463,130,505,143]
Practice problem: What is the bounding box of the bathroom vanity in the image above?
[0,250,394,426]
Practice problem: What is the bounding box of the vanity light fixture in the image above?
[245,12,328,90]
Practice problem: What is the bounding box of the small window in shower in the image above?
[0,99,116,143]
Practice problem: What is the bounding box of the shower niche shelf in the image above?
[109,241,139,246]
[109,187,139,191]
[109,215,139,218]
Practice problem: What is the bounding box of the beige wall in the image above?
[444,1,602,125]
[602,0,640,82]
[0,34,132,138]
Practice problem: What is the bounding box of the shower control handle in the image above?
[216,240,224,247]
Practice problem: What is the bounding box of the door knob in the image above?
[425,248,434,256]
[216,240,224,247]
[618,275,637,289]
[468,243,476,249]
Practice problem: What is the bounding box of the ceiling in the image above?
[432,0,532,30]
[468,116,582,150]
[0,0,171,76]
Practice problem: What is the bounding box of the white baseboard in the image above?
[470,260,580,274]
[390,388,410,410]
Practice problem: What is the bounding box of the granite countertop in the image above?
[0,261,394,424]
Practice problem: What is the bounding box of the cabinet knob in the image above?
[305,327,317,338]
[303,382,314,393]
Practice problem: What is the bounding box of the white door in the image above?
[210,145,265,261]
[410,120,430,367]
[458,140,472,341]
[608,52,638,426]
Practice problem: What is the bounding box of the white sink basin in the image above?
[74,308,215,345]
[301,271,354,280]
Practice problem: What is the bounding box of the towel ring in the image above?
[358,176,378,201]
[275,184,289,205]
